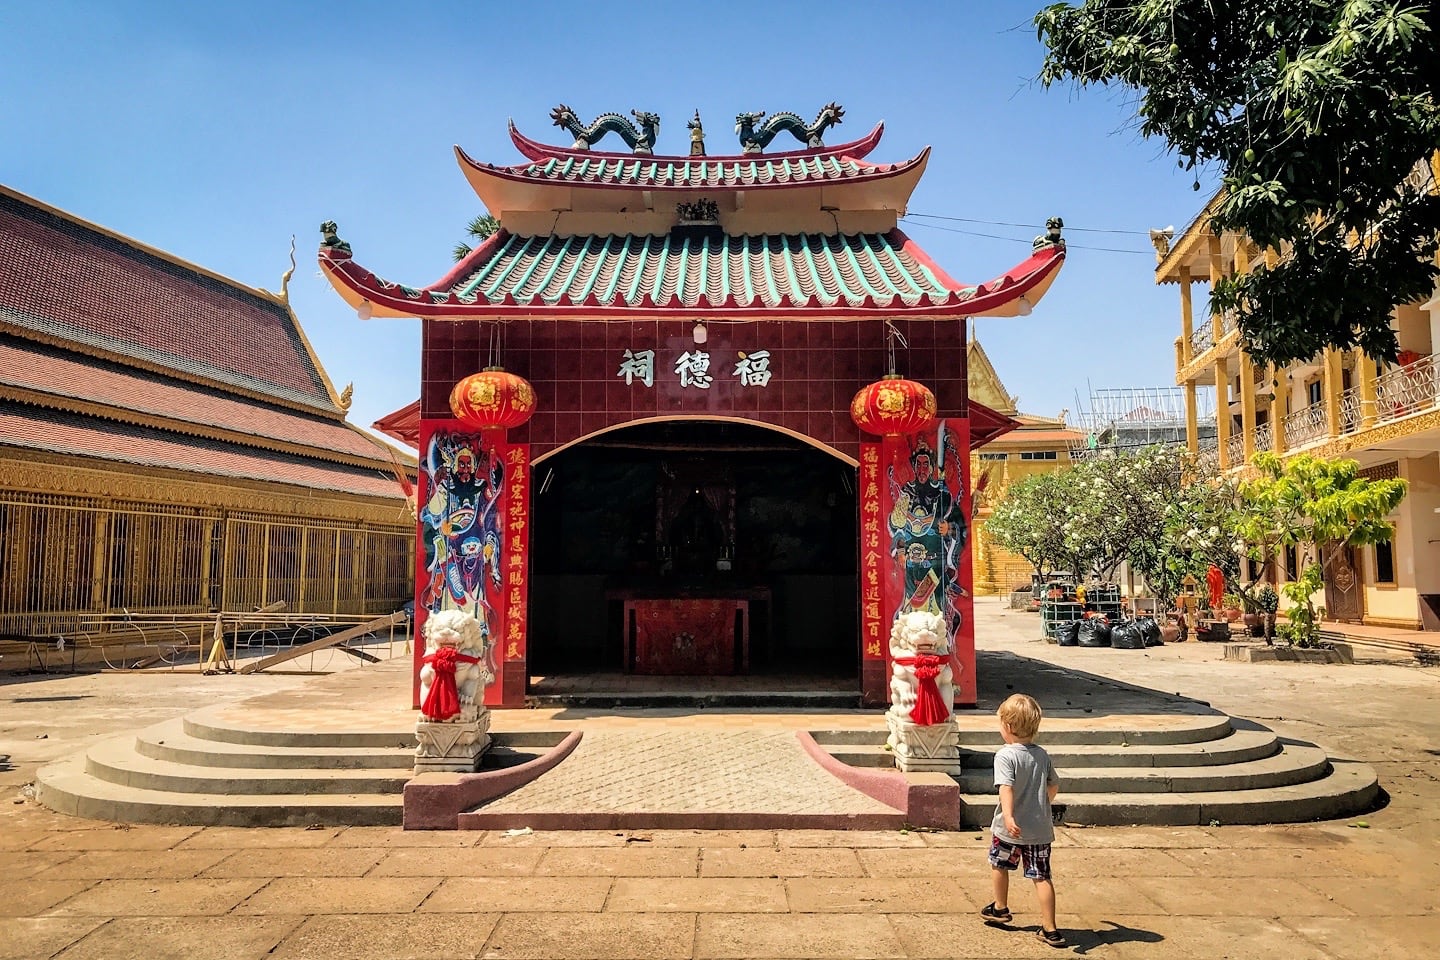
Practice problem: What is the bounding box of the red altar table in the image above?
[624,598,749,675]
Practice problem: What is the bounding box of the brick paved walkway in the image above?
[481,730,896,817]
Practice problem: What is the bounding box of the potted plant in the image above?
[1221,593,1244,623]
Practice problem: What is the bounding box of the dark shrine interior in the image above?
[527,420,859,679]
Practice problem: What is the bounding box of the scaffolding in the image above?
[1070,386,1218,459]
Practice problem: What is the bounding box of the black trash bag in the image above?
[1057,619,1081,647]
[1135,616,1163,646]
[1075,617,1112,647]
[1110,620,1146,649]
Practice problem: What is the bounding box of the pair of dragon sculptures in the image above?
[548,102,845,156]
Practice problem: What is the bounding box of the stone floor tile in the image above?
[890,912,1111,958]
[485,911,694,959]
[0,917,104,960]
[176,827,347,850]
[778,829,925,848]
[1055,847,1197,877]
[1099,915,1331,959]
[270,914,498,960]
[51,916,305,960]
[537,846,700,877]
[6,851,77,880]
[420,876,611,913]
[0,880,95,916]
[328,827,482,849]
[1282,914,1440,958]
[1292,875,1440,915]
[1022,877,1168,917]
[1136,876,1356,917]
[34,848,231,880]
[856,848,989,878]
[478,829,639,848]
[608,877,788,912]
[1164,846,1348,877]
[626,829,779,847]
[785,877,978,913]
[200,847,386,878]
[700,847,862,878]
[695,913,903,959]
[49,878,266,916]
[917,830,993,849]
[29,826,201,852]
[1058,827,1223,849]
[234,877,440,915]
[369,846,543,877]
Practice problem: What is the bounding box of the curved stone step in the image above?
[37,753,402,827]
[135,719,413,770]
[84,741,409,796]
[183,713,413,749]
[955,714,1234,746]
[828,727,1281,770]
[958,759,1379,827]
[954,743,1330,794]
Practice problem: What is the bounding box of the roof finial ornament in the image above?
[1149,225,1175,263]
[735,102,844,154]
[687,110,706,157]
[338,382,353,411]
[1033,217,1065,251]
[279,235,296,303]
[549,105,660,155]
[319,221,351,256]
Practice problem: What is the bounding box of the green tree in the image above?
[986,471,1077,580]
[453,214,501,262]
[1238,453,1407,646]
[1035,1,1440,367]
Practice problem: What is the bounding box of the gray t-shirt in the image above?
[991,742,1059,845]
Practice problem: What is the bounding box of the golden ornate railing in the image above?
[0,492,413,639]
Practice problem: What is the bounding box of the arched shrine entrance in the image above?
[527,419,859,691]
[319,103,1066,712]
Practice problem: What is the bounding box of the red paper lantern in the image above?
[850,374,937,437]
[449,367,537,433]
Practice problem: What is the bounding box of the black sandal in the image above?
[1036,928,1067,947]
[980,902,1012,924]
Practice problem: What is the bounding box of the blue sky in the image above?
[2,0,1215,436]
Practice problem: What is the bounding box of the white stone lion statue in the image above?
[887,610,955,725]
[418,610,491,723]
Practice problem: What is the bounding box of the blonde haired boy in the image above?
[980,693,1065,948]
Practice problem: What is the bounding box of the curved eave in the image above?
[506,120,886,164]
[453,144,929,208]
[317,241,1064,322]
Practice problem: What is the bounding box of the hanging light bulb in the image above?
[1015,296,1032,317]
[356,299,374,321]
[692,320,708,344]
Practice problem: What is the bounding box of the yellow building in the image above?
[967,337,1086,595]
[1157,166,1440,629]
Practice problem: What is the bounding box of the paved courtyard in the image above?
[2,600,1437,958]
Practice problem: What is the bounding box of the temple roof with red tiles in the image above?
[0,186,341,414]
[1,406,401,498]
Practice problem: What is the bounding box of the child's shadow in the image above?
[1068,920,1165,954]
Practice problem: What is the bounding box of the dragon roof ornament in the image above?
[735,102,844,154]
[550,105,660,155]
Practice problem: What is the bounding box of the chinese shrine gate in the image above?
[320,106,1064,709]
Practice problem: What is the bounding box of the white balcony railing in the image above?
[1282,402,1328,448]
[1224,432,1245,467]
[1189,317,1214,359]
[1375,353,1440,422]
[1253,420,1272,454]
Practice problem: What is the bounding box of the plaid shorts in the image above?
[989,835,1053,881]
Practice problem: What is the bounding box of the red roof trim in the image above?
[968,400,1020,449]
[505,120,886,164]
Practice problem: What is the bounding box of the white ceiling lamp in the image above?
[692,320,708,344]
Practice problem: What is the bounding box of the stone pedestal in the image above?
[886,714,962,775]
[415,714,491,774]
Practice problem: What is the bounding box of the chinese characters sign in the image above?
[502,444,531,665]
[616,348,772,390]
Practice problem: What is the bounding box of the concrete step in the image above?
[959,758,1379,828]
[134,719,414,770]
[953,743,1330,794]
[84,741,410,796]
[37,752,402,827]
[810,714,1234,748]
[182,714,412,749]
[826,727,1280,770]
